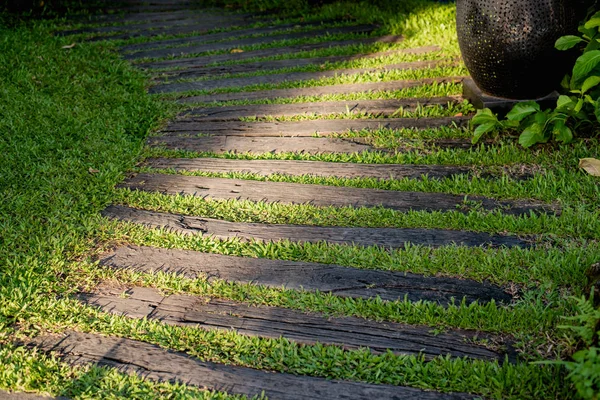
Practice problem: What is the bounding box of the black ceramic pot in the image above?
[456,0,589,99]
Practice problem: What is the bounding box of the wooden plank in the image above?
[150,61,441,93]
[0,391,63,400]
[121,20,353,52]
[176,77,463,103]
[124,25,377,60]
[100,246,513,305]
[78,286,513,359]
[119,173,548,215]
[26,332,475,400]
[158,116,469,136]
[158,48,439,80]
[137,35,405,69]
[147,135,377,154]
[144,158,473,179]
[101,205,531,248]
[179,96,459,121]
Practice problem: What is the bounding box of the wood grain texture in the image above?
[179,96,457,120]
[158,48,440,80]
[147,135,376,154]
[159,116,470,136]
[176,77,464,103]
[78,286,513,359]
[101,205,531,248]
[26,331,475,400]
[144,157,473,179]
[137,35,405,70]
[120,173,547,215]
[100,245,513,305]
[149,61,442,93]
[124,25,376,60]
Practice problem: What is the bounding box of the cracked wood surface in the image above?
[179,96,458,120]
[120,173,548,216]
[26,331,476,400]
[101,205,531,248]
[150,61,443,93]
[100,245,513,305]
[143,158,474,179]
[176,77,463,103]
[78,286,513,360]
[158,116,469,136]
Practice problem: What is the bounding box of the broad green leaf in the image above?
[556,95,575,110]
[470,108,498,126]
[472,122,496,144]
[552,121,573,143]
[506,101,540,121]
[574,98,585,113]
[581,76,600,94]
[595,100,600,122]
[584,18,600,30]
[561,74,571,90]
[519,123,545,148]
[572,50,600,86]
[555,35,584,50]
[579,158,600,176]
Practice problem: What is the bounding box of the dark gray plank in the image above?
[147,135,376,153]
[144,158,472,179]
[150,61,441,93]
[101,205,531,248]
[78,286,513,359]
[125,25,377,60]
[158,48,439,80]
[176,77,463,103]
[180,96,459,121]
[100,246,513,305]
[121,20,355,52]
[159,116,469,136]
[137,35,405,70]
[119,173,548,215]
[27,332,475,400]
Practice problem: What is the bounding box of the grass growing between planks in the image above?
[1,0,599,399]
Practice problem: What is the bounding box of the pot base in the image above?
[463,78,559,116]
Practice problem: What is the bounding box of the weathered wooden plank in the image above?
[78,286,513,359]
[180,96,459,121]
[100,246,513,305]
[137,35,405,70]
[159,116,468,136]
[27,332,475,400]
[176,77,463,103]
[124,25,377,60]
[147,135,376,154]
[120,173,548,215]
[144,158,473,179]
[0,391,63,400]
[150,61,441,93]
[101,205,531,248]
[121,20,353,52]
[158,48,439,80]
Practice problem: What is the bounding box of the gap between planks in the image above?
[78,285,515,361]
[101,204,531,248]
[24,331,476,400]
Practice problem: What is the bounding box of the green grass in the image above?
[1,0,599,399]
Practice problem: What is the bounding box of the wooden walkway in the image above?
[23,1,552,398]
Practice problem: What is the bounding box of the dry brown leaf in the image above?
[230,49,244,53]
[579,158,600,176]
[88,168,100,174]
[454,112,463,117]
[62,43,76,49]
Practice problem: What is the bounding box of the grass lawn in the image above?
[0,0,599,398]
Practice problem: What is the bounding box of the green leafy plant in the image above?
[472,11,600,148]
[549,294,600,400]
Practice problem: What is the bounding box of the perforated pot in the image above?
[456,0,588,99]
